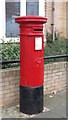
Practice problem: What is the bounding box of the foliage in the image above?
[46,32,53,43]
[44,33,68,64]
[0,39,20,68]
[0,35,68,68]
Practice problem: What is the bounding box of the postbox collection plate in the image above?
[35,37,42,50]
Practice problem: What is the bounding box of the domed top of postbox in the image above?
[15,16,47,24]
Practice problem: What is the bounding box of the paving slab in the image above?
[52,105,66,118]
[33,110,62,118]
[44,90,66,110]
[1,90,66,119]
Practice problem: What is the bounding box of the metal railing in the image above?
[44,54,68,60]
[0,54,68,65]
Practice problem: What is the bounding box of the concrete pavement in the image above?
[2,90,66,119]
[33,90,66,118]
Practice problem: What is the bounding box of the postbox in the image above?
[15,16,47,115]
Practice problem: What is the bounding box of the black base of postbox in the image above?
[20,85,43,115]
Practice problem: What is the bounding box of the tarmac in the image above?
[1,90,66,119]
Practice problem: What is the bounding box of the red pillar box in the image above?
[15,16,47,115]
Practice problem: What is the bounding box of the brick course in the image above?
[45,1,66,38]
[0,62,67,109]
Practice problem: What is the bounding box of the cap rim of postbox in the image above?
[15,15,47,24]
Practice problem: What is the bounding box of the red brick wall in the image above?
[0,62,67,109]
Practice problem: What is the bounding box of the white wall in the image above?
[0,0,5,42]
[39,0,45,17]
[20,0,45,16]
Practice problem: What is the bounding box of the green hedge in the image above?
[0,37,68,68]
[1,39,20,60]
[0,40,20,68]
[44,39,67,64]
